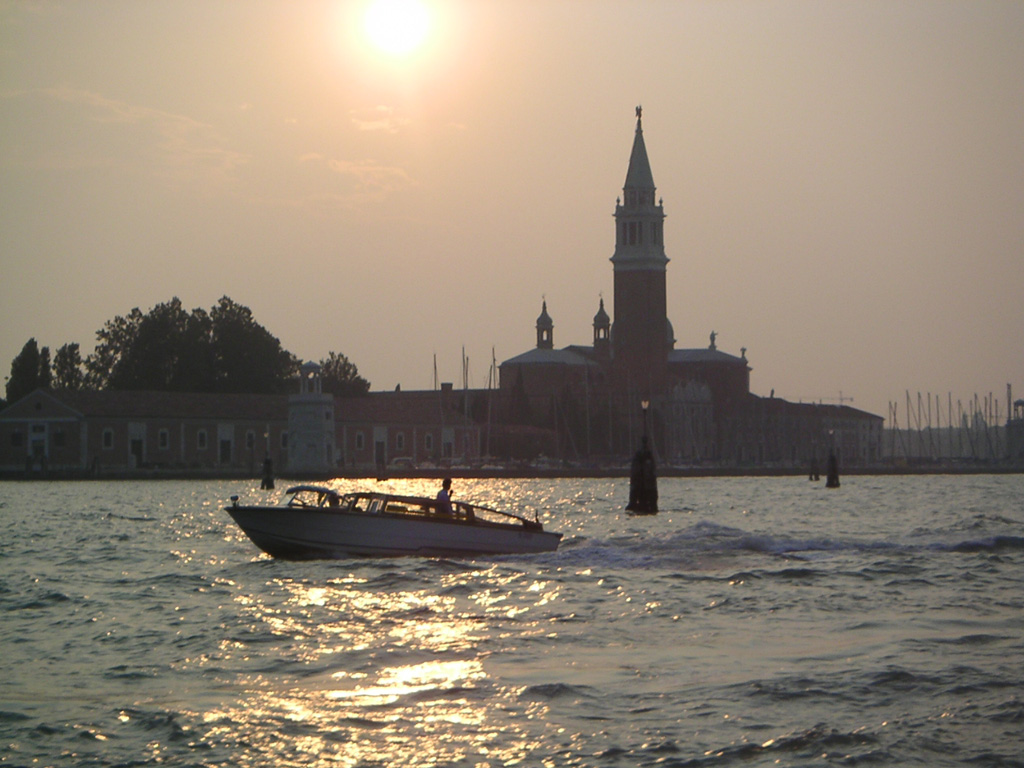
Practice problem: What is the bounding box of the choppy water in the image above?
[1,475,1022,767]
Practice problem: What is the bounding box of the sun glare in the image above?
[364,0,431,57]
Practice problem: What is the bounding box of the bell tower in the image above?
[611,107,669,397]
[593,297,611,358]
[536,300,553,349]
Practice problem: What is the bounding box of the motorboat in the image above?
[226,485,562,559]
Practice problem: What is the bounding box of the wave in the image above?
[701,723,884,764]
[522,682,599,701]
[556,519,1024,572]
[104,512,156,522]
[948,535,1024,553]
[118,706,193,740]
[4,590,75,612]
[103,664,160,681]
[608,723,887,767]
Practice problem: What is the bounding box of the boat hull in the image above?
[226,505,562,559]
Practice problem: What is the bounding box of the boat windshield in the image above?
[343,494,369,513]
[285,485,342,508]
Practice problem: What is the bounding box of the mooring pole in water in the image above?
[826,451,840,488]
[260,455,275,490]
[626,399,658,513]
[825,430,840,488]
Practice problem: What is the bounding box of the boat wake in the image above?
[553,520,1024,572]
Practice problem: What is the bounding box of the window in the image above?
[280,432,288,450]
[11,431,23,448]
[158,429,170,450]
[396,432,405,452]
[424,433,434,453]
[103,429,114,449]
[197,430,208,450]
[246,431,255,450]
[355,432,365,451]
[53,430,66,448]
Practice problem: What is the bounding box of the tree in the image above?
[53,343,86,390]
[6,338,45,403]
[170,307,214,391]
[105,298,200,391]
[320,351,371,397]
[85,307,144,389]
[209,296,299,394]
[37,346,52,390]
[81,296,300,394]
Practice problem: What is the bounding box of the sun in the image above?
[363,0,431,57]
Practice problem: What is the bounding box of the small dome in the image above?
[593,298,610,327]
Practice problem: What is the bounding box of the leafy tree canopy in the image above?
[5,338,50,403]
[208,296,299,394]
[8,296,372,398]
[320,351,371,397]
[53,343,85,391]
[84,296,300,394]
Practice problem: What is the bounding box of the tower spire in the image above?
[612,105,667,269]
[610,107,669,397]
[624,105,655,193]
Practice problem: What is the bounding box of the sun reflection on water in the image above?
[327,658,486,710]
[190,564,557,765]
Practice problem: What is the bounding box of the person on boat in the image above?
[436,477,454,516]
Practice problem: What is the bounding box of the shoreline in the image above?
[3,464,1022,482]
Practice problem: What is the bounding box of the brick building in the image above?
[0,379,479,476]
[496,109,883,467]
[0,389,287,475]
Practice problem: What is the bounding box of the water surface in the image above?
[1,475,1022,766]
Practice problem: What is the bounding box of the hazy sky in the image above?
[2,0,1022,422]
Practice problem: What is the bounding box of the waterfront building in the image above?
[1009,398,1024,463]
[0,383,479,476]
[0,109,884,475]
[287,361,335,474]
[497,109,883,466]
[0,388,288,476]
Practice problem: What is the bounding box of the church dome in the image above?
[593,298,610,327]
